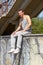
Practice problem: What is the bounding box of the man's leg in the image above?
[17,31,31,48]
[17,35,22,49]
[8,31,22,53]
[8,34,17,53]
[8,31,31,54]
[13,31,31,54]
[13,34,22,54]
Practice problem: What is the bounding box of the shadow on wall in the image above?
[2,23,16,35]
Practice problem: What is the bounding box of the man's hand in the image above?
[11,31,16,35]
[21,30,26,32]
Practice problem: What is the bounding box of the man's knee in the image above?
[16,31,22,35]
[11,34,14,37]
[11,31,22,37]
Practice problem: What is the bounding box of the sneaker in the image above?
[13,48,20,54]
[8,49,15,54]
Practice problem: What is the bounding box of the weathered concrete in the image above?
[0,35,43,65]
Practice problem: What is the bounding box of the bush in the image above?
[32,18,43,34]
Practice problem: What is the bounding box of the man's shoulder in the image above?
[25,15,30,18]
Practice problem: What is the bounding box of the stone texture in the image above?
[0,36,43,65]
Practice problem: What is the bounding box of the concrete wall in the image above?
[0,35,43,65]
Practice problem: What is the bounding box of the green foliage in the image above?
[32,18,43,34]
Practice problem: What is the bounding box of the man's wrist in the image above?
[22,30,26,32]
[15,29,17,32]
[15,30,18,32]
[23,29,26,31]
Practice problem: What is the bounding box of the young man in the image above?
[8,10,32,54]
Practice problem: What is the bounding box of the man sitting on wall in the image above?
[8,9,32,54]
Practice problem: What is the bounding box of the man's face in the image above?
[18,10,24,17]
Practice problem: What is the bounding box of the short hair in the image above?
[18,9,24,12]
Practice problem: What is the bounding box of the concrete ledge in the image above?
[0,34,43,38]
[23,34,43,37]
[0,35,43,65]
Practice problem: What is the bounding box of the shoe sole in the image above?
[13,51,20,54]
[8,51,14,54]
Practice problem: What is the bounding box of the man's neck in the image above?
[22,14,25,19]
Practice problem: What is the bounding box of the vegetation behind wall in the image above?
[32,18,43,34]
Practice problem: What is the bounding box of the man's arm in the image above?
[15,22,22,32]
[22,15,32,32]
[11,22,22,35]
